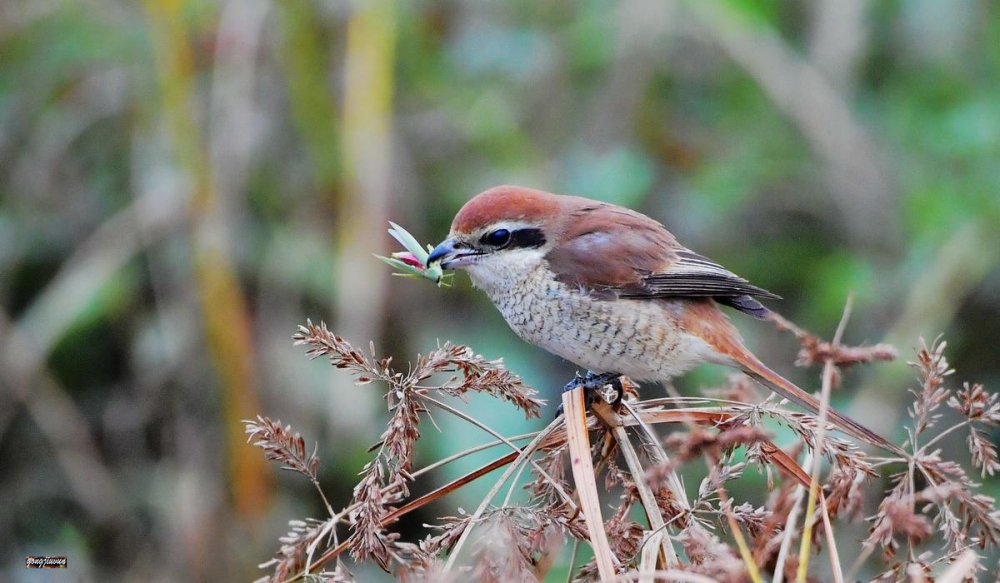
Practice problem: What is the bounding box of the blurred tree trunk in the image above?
[332,0,398,431]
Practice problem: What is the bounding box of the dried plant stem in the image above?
[936,550,979,583]
[299,449,527,581]
[616,423,677,566]
[634,405,814,488]
[631,407,733,427]
[797,295,853,583]
[312,478,335,519]
[844,543,873,582]
[412,430,541,478]
[503,450,533,506]
[420,394,574,507]
[773,458,808,583]
[640,396,758,407]
[914,419,968,454]
[795,361,836,582]
[304,519,337,573]
[719,490,762,583]
[442,418,562,572]
[565,538,581,583]
[606,570,721,583]
[563,387,617,579]
[595,402,679,567]
[295,424,572,580]
[257,323,1000,582]
[638,530,663,582]
[817,492,844,583]
[299,424,568,580]
[776,455,857,583]
[327,429,547,528]
[621,399,690,511]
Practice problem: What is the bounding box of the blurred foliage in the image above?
[1,0,998,581]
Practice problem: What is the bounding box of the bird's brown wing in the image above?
[545,202,778,317]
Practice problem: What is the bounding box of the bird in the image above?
[425,185,903,456]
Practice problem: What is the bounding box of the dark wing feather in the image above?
[719,294,772,319]
[546,203,778,318]
[624,249,780,298]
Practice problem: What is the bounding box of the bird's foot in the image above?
[555,371,624,417]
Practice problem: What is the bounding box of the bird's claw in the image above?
[561,372,586,394]
[555,371,624,418]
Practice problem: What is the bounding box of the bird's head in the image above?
[426,186,564,291]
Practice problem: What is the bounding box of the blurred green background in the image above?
[2,0,999,580]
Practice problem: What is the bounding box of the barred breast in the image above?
[483,264,720,382]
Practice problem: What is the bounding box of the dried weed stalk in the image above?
[246,319,997,582]
[860,338,1000,581]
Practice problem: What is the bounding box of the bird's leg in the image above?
[556,371,624,417]
[561,372,587,394]
[582,371,624,405]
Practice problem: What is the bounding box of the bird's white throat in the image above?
[462,247,548,296]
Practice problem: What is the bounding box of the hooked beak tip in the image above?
[426,240,453,267]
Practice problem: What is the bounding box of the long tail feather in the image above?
[741,360,906,457]
[680,299,905,456]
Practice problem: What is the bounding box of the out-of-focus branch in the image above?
[332,0,398,429]
[853,219,1000,423]
[209,0,269,211]
[144,0,271,519]
[0,189,186,521]
[11,192,186,376]
[687,1,897,250]
[276,0,342,192]
[0,308,124,522]
[808,0,870,94]
[586,0,677,146]
[9,69,129,202]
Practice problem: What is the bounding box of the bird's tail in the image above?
[681,299,904,456]
[739,355,906,457]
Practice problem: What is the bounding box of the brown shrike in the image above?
[427,185,901,455]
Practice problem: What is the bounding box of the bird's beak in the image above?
[426,238,479,269]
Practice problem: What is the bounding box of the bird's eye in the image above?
[483,228,512,248]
